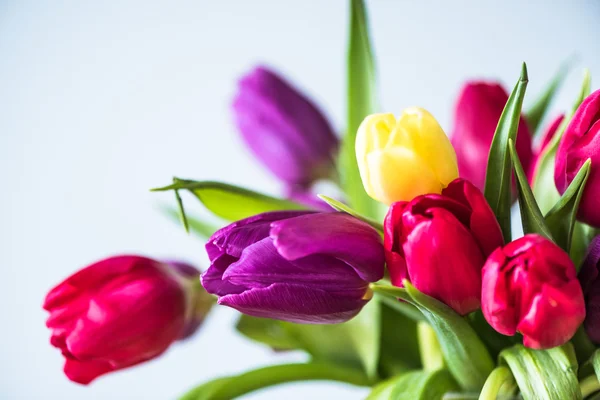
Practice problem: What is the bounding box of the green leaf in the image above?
[508,138,553,239]
[544,160,591,252]
[367,370,459,400]
[152,178,308,221]
[499,344,581,400]
[179,363,372,400]
[160,205,219,239]
[468,310,519,360]
[341,0,382,220]
[343,297,381,379]
[379,301,422,377]
[235,315,299,351]
[592,349,600,382]
[318,194,383,233]
[371,282,494,390]
[478,366,516,400]
[525,60,572,135]
[484,63,529,243]
[533,69,592,214]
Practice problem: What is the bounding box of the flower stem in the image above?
[418,321,444,371]
[478,366,516,400]
[580,375,600,398]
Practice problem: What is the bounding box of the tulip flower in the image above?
[355,107,459,205]
[577,236,600,343]
[451,82,533,191]
[202,211,384,323]
[384,178,503,315]
[233,66,338,188]
[555,89,600,227]
[482,234,585,349]
[528,115,564,184]
[44,256,212,384]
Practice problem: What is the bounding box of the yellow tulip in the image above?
[355,107,459,204]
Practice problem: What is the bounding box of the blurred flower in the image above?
[202,211,384,323]
[384,178,503,315]
[233,66,338,188]
[577,236,600,343]
[451,82,533,191]
[482,234,585,349]
[555,89,600,226]
[528,114,564,184]
[355,107,458,204]
[44,256,212,384]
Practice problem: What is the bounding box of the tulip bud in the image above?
[384,178,503,315]
[577,236,600,343]
[43,256,212,384]
[555,89,600,227]
[202,211,384,323]
[528,115,564,184]
[482,234,585,349]
[232,66,338,188]
[355,108,459,205]
[451,82,533,191]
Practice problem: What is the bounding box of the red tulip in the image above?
[555,89,600,227]
[384,178,503,315]
[482,234,585,349]
[451,81,533,191]
[43,256,212,384]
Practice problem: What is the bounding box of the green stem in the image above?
[581,375,600,398]
[375,292,424,321]
[478,366,516,400]
[418,322,444,370]
[179,363,372,400]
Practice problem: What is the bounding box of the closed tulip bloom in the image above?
[233,66,338,188]
[384,178,503,315]
[578,236,600,343]
[202,211,384,323]
[451,82,533,191]
[355,107,459,204]
[44,256,212,384]
[482,234,585,349]
[555,89,600,226]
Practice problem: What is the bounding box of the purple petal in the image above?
[222,237,367,296]
[580,235,600,293]
[218,282,367,324]
[201,253,247,296]
[270,212,385,282]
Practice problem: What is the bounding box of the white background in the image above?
[2,0,600,399]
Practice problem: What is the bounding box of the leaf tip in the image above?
[520,62,529,83]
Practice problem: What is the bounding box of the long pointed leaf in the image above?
[508,138,553,239]
[160,206,219,239]
[318,194,383,233]
[341,0,381,219]
[484,63,529,242]
[544,160,591,252]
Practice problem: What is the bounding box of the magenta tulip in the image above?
[482,234,585,349]
[44,256,212,384]
[384,178,503,315]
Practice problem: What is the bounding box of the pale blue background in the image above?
[1,0,600,399]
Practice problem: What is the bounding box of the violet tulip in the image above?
[451,81,533,191]
[578,236,600,343]
[482,234,585,349]
[202,211,384,323]
[555,89,600,226]
[44,256,212,384]
[233,66,338,188]
[384,178,503,315]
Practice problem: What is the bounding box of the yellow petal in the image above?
[356,113,397,191]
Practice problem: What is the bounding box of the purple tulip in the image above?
[232,66,338,188]
[202,211,385,323]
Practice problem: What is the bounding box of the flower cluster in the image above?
[40,4,600,398]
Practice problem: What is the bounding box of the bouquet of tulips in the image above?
[43,1,600,399]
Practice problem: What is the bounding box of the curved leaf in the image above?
[508,138,553,239]
[180,363,371,400]
[499,344,581,400]
[152,179,308,221]
[544,160,591,252]
[478,366,516,400]
[318,194,383,233]
[160,206,219,239]
[484,63,529,242]
[367,370,458,400]
[341,0,382,219]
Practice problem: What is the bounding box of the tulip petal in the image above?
[270,212,384,282]
[481,249,518,336]
[518,282,585,349]
[63,357,114,385]
[404,208,484,315]
[223,237,367,295]
[218,283,367,324]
